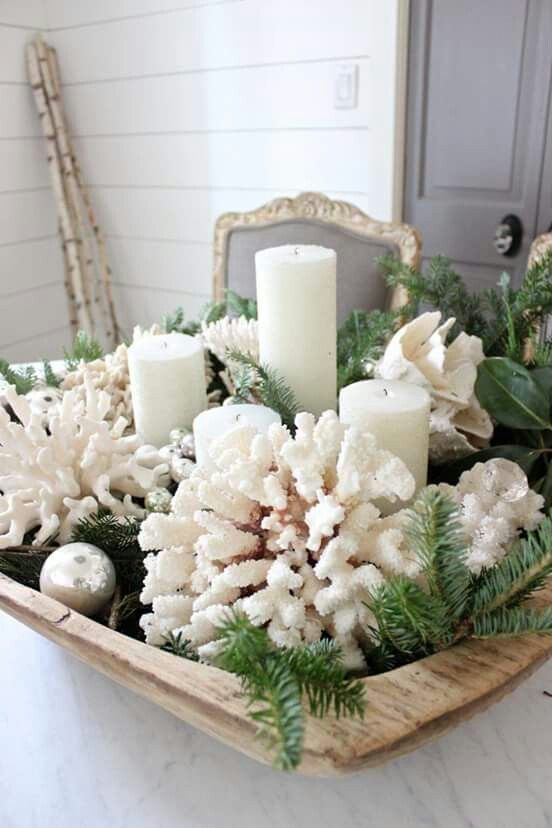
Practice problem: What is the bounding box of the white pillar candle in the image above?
[128,333,206,447]
[193,404,281,466]
[256,244,337,416]
[339,379,430,496]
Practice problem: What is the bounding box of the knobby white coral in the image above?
[139,410,416,668]
[438,458,544,573]
[0,378,168,549]
[375,311,493,463]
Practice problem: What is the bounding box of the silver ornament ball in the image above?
[179,431,196,460]
[39,542,116,617]
[169,426,192,447]
[482,458,529,503]
[159,443,181,463]
[145,486,173,513]
[170,455,195,482]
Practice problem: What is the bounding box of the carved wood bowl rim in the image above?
[1,573,550,777]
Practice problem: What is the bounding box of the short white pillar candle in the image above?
[255,244,337,416]
[193,404,281,466]
[128,333,206,447]
[339,379,431,495]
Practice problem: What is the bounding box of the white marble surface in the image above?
[1,610,551,828]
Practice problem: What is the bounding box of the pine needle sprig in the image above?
[473,606,552,638]
[64,331,104,370]
[336,308,398,389]
[225,289,257,320]
[281,639,366,719]
[42,360,62,387]
[214,613,366,770]
[471,516,552,615]
[404,490,471,621]
[0,547,50,588]
[161,631,199,661]
[226,351,299,429]
[0,359,38,394]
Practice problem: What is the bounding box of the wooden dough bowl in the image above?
[1,573,551,777]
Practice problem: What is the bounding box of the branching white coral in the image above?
[375,311,493,463]
[200,316,259,364]
[139,410,416,667]
[0,378,168,549]
[59,324,162,425]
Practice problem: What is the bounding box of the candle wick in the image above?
[294,247,299,255]
[383,388,389,397]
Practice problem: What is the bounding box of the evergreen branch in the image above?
[337,308,398,389]
[405,490,470,620]
[532,340,552,369]
[248,658,304,771]
[161,631,199,661]
[42,360,62,387]
[281,639,366,719]
[0,359,38,394]
[471,516,552,614]
[0,547,49,588]
[473,606,552,638]
[227,351,299,428]
[64,331,104,370]
[225,289,257,320]
[368,577,450,657]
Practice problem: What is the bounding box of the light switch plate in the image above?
[334,63,359,109]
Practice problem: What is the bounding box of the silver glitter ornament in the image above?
[145,486,173,513]
[178,431,196,461]
[169,427,191,446]
[39,542,116,617]
[170,455,195,483]
[159,443,181,463]
[482,458,529,502]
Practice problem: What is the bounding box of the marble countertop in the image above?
[1,610,551,828]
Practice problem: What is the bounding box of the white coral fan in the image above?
[200,315,259,364]
[0,378,168,549]
[438,459,544,574]
[375,311,493,463]
[139,410,416,668]
[59,324,162,425]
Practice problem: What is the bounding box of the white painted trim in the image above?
[391,0,410,222]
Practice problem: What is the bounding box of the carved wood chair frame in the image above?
[212,191,422,310]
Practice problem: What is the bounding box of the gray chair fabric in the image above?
[225,219,399,324]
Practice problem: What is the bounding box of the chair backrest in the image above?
[213,192,421,324]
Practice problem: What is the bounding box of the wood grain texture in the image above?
[1,573,550,777]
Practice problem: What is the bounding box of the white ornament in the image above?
[375,312,493,463]
[25,386,63,426]
[0,378,168,548]
[139,410,416,667]
[39,542,116,616]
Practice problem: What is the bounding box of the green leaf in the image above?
[532,366,552,398]
[475,357,551,430]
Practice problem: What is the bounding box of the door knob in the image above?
[494,214,523,256]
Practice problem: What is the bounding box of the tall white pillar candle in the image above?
[255,244,337,416]
[128,333,206,447]
[339,379,430,496]
[193,404,281,466]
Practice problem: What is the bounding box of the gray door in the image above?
[537,61,552,236]
[404,0,552,290]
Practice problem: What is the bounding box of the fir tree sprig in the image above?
[64,330,104,370]
[71,510,145,593]
[336,308,398,389]
[42,360,62,387]
[214,613,366,770]
[366,495,552,670]
[0,359,37,394]
[226,351,299,429]
[225,289,257,320]
[161,631,199,661]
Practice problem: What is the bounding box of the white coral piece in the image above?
[375,312,493,463]
[139,410,416,667]
[200,315,259,364]
[437,459,545,573]
[0,378,168,549]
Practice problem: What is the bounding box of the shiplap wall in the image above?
[0,2,69,361]
[45,0,403,334]
[1,0,403,356]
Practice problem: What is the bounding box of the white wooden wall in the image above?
[1,0,403,356]
[0,2,68,361]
